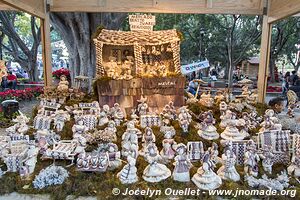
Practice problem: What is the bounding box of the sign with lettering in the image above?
[181,60,210,75]
[129,14,156,31]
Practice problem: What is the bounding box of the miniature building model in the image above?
[93,29,185,114]
[93,29,181,78]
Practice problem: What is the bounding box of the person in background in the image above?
[268,97,285,114]
[4,71,17,89]
[23,71,29,79]
[290,70,299,86]
[282,72,291,94]
[188,79,199,96]
[290,79,300,99]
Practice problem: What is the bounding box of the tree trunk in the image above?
[50,13,127,89]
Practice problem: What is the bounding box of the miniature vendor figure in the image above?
[178,106,192,134]
[217,142,240,182]
[244,140,260,177]
[143,144,171,183]
[197,110,219,140]
[57,75,69,93]
[117,153,138,184]
[172,143,193,182]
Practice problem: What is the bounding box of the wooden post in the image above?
[257,15,272,103]
[40,7,52,87]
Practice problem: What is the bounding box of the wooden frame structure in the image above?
[0,0,299,102]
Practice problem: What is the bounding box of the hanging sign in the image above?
[129,14,156,31]
[181,60,210,75]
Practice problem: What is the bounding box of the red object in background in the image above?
[0,87,43,102]
[52,68,71,81]
[7,74,17,81]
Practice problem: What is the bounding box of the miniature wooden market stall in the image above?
[93,29,185,114]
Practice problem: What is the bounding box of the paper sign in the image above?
[129,14,156,31]
[181,60,210,74]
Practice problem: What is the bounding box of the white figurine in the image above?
[54,110,70,132]
[106,143,122,170]
[192,153,222,190]
[198,110,219,140]
[288,155,300,177]
[99,105,110,126]
[260,145,274,174]
[143,144,171,182]
[214,90,225,104]
[100,120,117,142]
[72,120,88,137]
[259,109,282,132]
[117,154,138,184]
[6,112,29,135]
[137,97,148,116]
[142,127,156,148]
[160,138,176,160]
[219,101,228,117]
[121,121,139,157]
[244,140,260,177]
[217,143,240,182]
[110,103,124,126]
[199,91,214,107]
[173,144,193,182]
[178,106,192,133]
[220,111,247,141]
[24,145,39,175]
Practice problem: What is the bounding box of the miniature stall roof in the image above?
[0,0,300,103]
[94,29,181,46]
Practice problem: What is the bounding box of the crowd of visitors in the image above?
[282,70,300,98]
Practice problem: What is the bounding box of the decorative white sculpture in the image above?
[199,90,214,107]
[187,141,205,161]
[178,106,192,133]
[117,154,138,184]
[110,103,124,126]
[260,145,274,174]
[142,127,156,148]
[57,75,69,93]
[220,110,247,141]
[217,142,240,182]
[287,155,300,177]
[137,96,148,116]
[244,140,260,177]
[33,165,69,189]
[143,144,171,182]
[76,151,109,172]
[121,121,139,157]
[98,105,110,126]
[6,112,29,135]
[172,143,193,182]
[72,120,88,137]
[259,109,282,132]
[53,110,70,132]
[214,90,225,104]
[160,101,177,120]
[198,110,219,140]
[219,101,228,117]
[100,120,117,142]
[160,137,176,160]
[245,171,289,191]
[192,153,222,190]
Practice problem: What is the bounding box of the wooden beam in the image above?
[257,15,272,103]
[50,0,263,15]
[0,2,15,10]
[41,8,52,87]
[268,0,300,23]
[0,0,45,18]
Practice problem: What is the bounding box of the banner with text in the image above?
[129,14,156,31]
[181,61,210,74]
